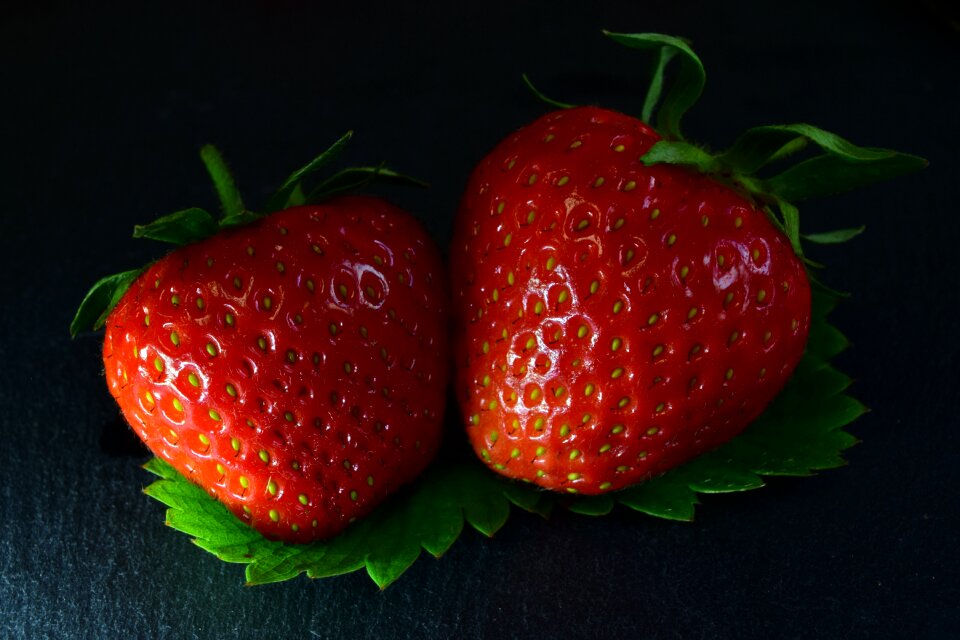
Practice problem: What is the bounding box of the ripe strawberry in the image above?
[452,106,809,493]
[75,141,449,542]
[450,33,924,495]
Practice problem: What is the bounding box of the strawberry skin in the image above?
[451,106,811,494]
[103,195,448,542]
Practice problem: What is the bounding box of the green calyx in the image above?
[69,133,426,338]
[522,31,927,262]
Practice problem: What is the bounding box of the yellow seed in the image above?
[269,509,279,522]
[534,417,545,430]
[688,307,698,320]
[507,271,515,286]
[559,424,570,437]
[611,425,625,435]
[593,177,605,188]
[208,409,221,422]
[590,280,599,295]
[226,383,237,397]
[239,475,249,488]
[525,337,536,350]
[570,140,583,149]
[584,383,595,396]
[534,300,544,315]
[611,337,622,351]
[172,398,183,412]
[623,180,636,192]
[504,233,512,247]
[577,325,589,339]
[613,300,623,314]
[618,397,629,408]
[757,289,767,302]
[496,201,505,214]
[558,289,569,304]
[680,265,689,279]
[576,219,589,231]
[647,313,659,326]
[613,143,625,152]
[527,210,536,224]
[557,176,570,186]
[530,387,541,401]
[600,444,611,453]
[652,344,665,357]
[611,368,624,379]
[666,233,677,246]
[267,479,278,496]
[170,332,180,347]
[650,208,661,220]
[259,450,270,463]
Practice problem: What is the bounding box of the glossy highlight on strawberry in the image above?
[452,106,811,494]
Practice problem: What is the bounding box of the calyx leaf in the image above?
[132,208,218,245]
[69,268,144,337]
[603,31,705,141]
[520,73,576,110]
[266,131,353,212]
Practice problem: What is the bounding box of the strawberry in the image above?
[450,33,925,495]
[73,137,449,542]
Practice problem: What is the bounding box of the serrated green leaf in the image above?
[132,207,217,245]
[617,478,698,521]
[266,131,353,212]
[764,152,927,201]
[200,145,245,218]
[521,73,576,110]
[603,31,705,140]
[69,267,144,337]
[565,494,615,516]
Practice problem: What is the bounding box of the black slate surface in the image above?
[1,1,958,638]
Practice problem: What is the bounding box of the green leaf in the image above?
[69,268,144,337]
[641,45,678,124]
[307,166,428,202]
[140,287,861,588]
[763,152,927,201]
[641,140,721,173]
[521,73,576,110]
[217,210,261,230]
[267,131,353,212]
[200,145,245,218]
[132,207,217,245]
[802,226,865,244]
[603,31,705,140]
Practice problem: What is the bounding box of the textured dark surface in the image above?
[1,1,957,638]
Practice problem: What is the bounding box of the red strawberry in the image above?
[451,106,810,493]
[75,142,449,542]
[450,32,924,495]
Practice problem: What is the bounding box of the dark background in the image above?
[1,1,957,638]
